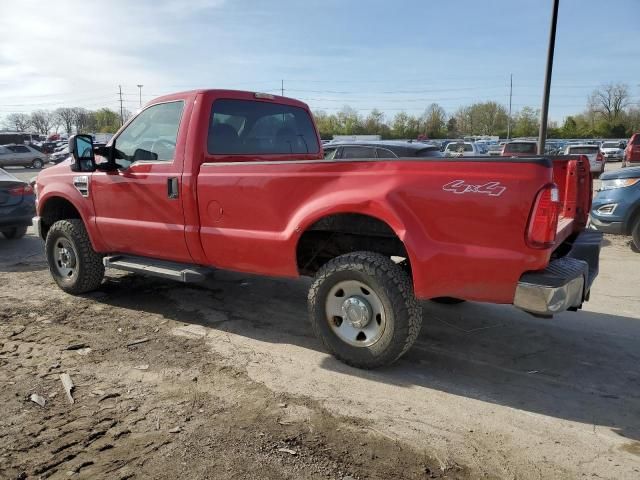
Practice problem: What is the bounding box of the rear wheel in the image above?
[45,219,104,293]
[1,226,27,239]
[308,251,422,369]
[31,158,44,169]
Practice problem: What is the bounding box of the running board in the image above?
[103,255,209,283]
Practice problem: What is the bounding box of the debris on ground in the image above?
[59,373,74,404]
[29,393,46,408]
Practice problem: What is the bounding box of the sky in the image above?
[1,0,639,123]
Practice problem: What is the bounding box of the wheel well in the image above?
[40,197,82,239]
[628,206,640,235]
[296,213,410,276]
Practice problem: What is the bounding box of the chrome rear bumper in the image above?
[513,231,602,317]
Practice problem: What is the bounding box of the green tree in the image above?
[422,103,446,138]
[512,107,539,137]
[94,108,121,133]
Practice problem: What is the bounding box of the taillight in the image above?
[596,152,603,162]
[526,184,560,249]
[7,185,32,196]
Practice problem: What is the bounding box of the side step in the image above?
[103,255,209,283]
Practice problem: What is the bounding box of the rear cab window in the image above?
[447,143,472,152]
[208,99,320,155]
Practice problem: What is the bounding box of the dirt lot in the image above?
[1,182,639,478]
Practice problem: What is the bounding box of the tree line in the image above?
[313,83,640,139]
[1,83,638,139]
[2,107,131,136]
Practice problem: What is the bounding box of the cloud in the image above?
[0,0,226,112]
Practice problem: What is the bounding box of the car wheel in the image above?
[45,219,105,294]
[31,158,44,169]
[308,251,422,369]
[1,226,28,239]
[431,297,465,305]
[632,217,640,253]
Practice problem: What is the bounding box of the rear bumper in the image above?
[0,200,36,229]
[589,216,624,235]
[513,231,602,316]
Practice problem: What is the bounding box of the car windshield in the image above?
[569,147,598,154]
[504,143,536,153]
[602,142,618,148]
[447,143,472,152]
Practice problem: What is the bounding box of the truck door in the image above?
[91,100,192,263]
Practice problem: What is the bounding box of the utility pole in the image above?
[118,85,124,126]
[507,74,513,139]
[137,84,143,108]
[538,0,559,154]
[281,79,284,97]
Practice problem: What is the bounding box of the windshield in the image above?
[504,142,536,154]
[602,142,618,148]
[446,143,472,152]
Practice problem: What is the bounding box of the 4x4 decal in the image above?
[442,180,506,197]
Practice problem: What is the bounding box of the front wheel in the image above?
[45,219,105,294]
[632,217,640,253]
[2,226,28,239]
[308,252,422,369]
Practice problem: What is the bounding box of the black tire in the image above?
[45,219,104,294]
[31,158,44,169]
[431,297,465,305]
[1,226,28,239]
[308,251,422,369]
[632,217,640,253]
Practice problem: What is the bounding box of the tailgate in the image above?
[551,155,591,246]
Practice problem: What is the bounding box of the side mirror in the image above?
[69,134,96,172]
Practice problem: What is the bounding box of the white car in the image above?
[444,141,485,157]
[600,141,624,162]
[563,144,605,177]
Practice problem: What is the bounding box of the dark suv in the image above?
[323,141,443,160]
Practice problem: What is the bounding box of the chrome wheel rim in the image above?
[53,238,77,278]
[325,280,386,347]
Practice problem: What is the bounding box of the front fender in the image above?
[37,180,107,252]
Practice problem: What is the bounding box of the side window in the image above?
[16,146,30,153]
[114,101,184,167]
[324,147,338,160]
[375,148,397,159]
[341,146,376,159]
[208,99,320,155]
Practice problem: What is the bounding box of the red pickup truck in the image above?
[34,89,601,368]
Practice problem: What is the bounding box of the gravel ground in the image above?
[1,161,639,479]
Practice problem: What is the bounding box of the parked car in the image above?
[34,89,600,369]
[600,141,624,162]
[501,141,538,157]
[487,143,502,156]
[443,141,484,157]
[590,166,640,251]
[323,141,443,160]
[623,133,640,168]
[50,146,70,164]
[563,144,605,178]
[0,168,35,239]
[0,144,48,169]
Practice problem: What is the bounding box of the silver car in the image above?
[0,144,47,169]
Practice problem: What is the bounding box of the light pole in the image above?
[137,84,144,109]
[538,0,559,154]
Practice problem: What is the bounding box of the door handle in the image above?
[167,177,179,199]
